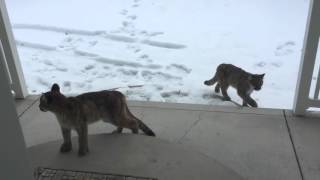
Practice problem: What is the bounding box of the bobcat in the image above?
[39,84,155,156]
[204,63,265,107]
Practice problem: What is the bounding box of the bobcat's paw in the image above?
[242,102,249,107]
[222,96,231,101]
[60,142,72,153]
[112,129,122,134]
[78,148,89,157]
[251,103,258,108]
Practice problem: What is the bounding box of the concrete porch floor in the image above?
[16,95,320,180]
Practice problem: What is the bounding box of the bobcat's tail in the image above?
[125,105,156,137]
[204,75,217,86]
[137,119,156,137]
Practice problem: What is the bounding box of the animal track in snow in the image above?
[134,49,141,53]
[89,41,98,46]
[154,85,164,91]
[141,40,186,49]
[75,82,86,88]
[167,64,191,74]
[139,54,149,59]
[16,40,56,51]
[141,70,182,81]
[271,62,282,67]
[91,71,98,75]
[63,81,71,91]
[103,66,110,69]
[161,90,189,98]
[55,67,68,72]
[117,68,138,76]
[104,34,136,43]
[127,15,137,20]
[120,9,128,15]
[13,24,104,36]
[74,50,98,57]
[37,77,50,88]
[74,49,162,69]
[41,59,68,72]
[43,60,53,66]
[275,41,296,56]
[14,24,186,50]
[84,64,95,70]
[93,56,143,67]
[255,61,282,68]
[255,61,267,67]
[122,21,133,28]
[140,31,164,37]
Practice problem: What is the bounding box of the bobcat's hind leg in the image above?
[131,128,139,134]
[221,83,231,101]
[76,123,89,157]
[215,83,221,93]
[128,120,139,134]
[237,90,258,108]
[60,127,72,153]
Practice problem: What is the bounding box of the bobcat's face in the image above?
[39,92,56,112]
[39,83,62,112]
[250,74,265,91]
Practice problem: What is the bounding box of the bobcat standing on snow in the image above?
[204,63,265,107]
[39,84,155,156]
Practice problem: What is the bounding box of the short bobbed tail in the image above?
[137,119,156,136]
[125,105,156,137]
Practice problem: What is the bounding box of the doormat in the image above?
[34,167,157,180]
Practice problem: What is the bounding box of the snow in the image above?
[5,0,310,109]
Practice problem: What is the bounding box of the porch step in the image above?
[28,134,244,180]
[35,167,157,180]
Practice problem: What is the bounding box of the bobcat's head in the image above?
[250,74,265,91]
[39,83,64,112]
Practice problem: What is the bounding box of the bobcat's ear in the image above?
[51,83,60,93]
[260,73,265,78]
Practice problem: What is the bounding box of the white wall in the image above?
[0,41,32,180]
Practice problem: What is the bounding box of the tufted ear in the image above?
[260,73,265,78]
[51,83,60,93]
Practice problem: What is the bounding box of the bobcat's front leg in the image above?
[238,90,258,108]
[221,84,231,101]
[76,123,89,157]
[245,96,258,107]
[60,127,72,153]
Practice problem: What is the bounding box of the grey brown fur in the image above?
[39,84,155,156]
[204,63,265,107]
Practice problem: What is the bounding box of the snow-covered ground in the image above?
[5,0,309,109]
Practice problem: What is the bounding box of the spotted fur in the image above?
[204,63,265,107]
[39,84,155,156]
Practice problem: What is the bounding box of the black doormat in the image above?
[34,167,157,180]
